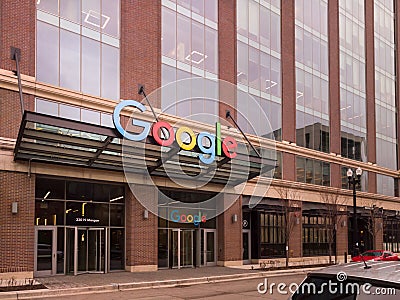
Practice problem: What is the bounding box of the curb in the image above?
[0,267,321,299]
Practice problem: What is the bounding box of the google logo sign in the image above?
[170,210,206,225]
[113,100,237,164]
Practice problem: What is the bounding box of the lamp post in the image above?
[347,167,362,257]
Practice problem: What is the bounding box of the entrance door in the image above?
[243,229,251,264]
[181,230,193,267]
[66,227,106,275]
[171,229,194,268]
[203,229,216,266]
[34,227,57,276]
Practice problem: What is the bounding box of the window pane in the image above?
[60,104,80,121]
[82,37,100,96]
[81,108,100,125]
[102,0,120,37]
[60,29,80,91]
[60,0,80,23]
[36,99,58,116]
[205,28,218,74]
[37,0,58,15]
[177,14,191,63]
[37,21,59,85]
[162,8,176,59]
[204,0,217,22]
[81,0,101,31]
[101,43,119,100]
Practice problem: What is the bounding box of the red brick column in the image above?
[0,0,35,76]
[0,0,35,132]
[373,217,384,250]
[0,171,35,277]
[217,194,242,266]
[125,185,158,272]
[336,214,349,262]
[289,202,302,258]
[365,0,377,193]
[121,0,161,107]
[218,0,237,122]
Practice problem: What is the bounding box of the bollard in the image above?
[344,252,347,263]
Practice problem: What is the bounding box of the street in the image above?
[42,274,305,300]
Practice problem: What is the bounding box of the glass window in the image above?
[82,37,101,96]
[60,0,80,23]
[37,0,58,15]
[37,21,59,86]
[36,99,58,116]
[162,8,176,59]
[60,29,80,91]
[60,104,80,121]
[36,0,120,99]
[101,43,119,100]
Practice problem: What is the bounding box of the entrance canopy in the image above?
[14,111,275,186]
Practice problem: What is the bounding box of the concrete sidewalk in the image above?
[0,266,320,299]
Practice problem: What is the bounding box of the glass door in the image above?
[243,229,251,264]
[204,229,216,266]
[66,227,106,275]
[181,230,193,268]
[35,226,57,276]
[66,227,76,275]
[88,228,105,273]
[171,229,180,268]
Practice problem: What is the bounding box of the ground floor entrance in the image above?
[65,227,106,275]
[158,228,217,269]
[34,226,118,276]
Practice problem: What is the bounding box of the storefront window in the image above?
[384,217,400,253]
[35,177,125,271]
[259,211,285,258]
[303,214,334,257]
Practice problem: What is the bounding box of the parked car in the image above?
[351,250,399,262]
[289,261,400,299]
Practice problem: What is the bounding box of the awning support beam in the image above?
[10,47,24,116]
[226,110,261,158]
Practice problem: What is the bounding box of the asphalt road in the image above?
[44,274,305,300]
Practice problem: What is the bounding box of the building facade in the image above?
[1,0,400,278]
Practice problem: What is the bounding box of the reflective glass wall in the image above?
[161,0,218,119]
[36,0,120,100]
[339,0,367,162]
[295,0,329,153]
[374,0,397,196]
[236,0,282,140]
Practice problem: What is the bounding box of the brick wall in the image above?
[0,89,34,139]
[120,0,161,107]
[0,0,35,76]
[218,0,237,122]
[0,0,35,134]
[373,217,384,250]
[217,194,242,263]
[336,214,349,259]
[289,202,302,258]
[125,185,158,267]
[0,171,35,273]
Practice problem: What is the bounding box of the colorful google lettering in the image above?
[113,100,237,164]
[170,209,206,225]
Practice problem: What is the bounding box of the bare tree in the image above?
[319,189,347,264]
[275,185,301,268]
[361,199,383,250]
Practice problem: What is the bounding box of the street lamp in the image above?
[347,167,362,257]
